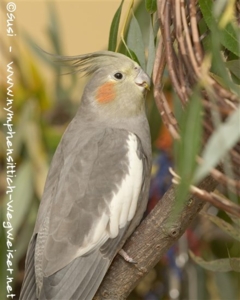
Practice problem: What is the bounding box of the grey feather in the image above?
[42,128,131,276]
[39,251,109,300]
[19,236,37,300]
[48,50,133,77]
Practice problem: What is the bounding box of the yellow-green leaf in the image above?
[194,106,240,184]
[229,257,240,272]
[189,250,233,272]
[127,10,145,69]
[199,0,240,57]
[108,0,124,51]
[201,212,240,241]
[145,0,157,14]
[226,212,240,228]
[174,90,203,216]
[146,17,155,77]
[3,161,34,238]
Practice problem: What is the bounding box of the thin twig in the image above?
[190,185,240,217]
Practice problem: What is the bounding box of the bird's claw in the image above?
[118,249,137,264]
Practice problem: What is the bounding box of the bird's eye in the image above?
[114,72,123,80]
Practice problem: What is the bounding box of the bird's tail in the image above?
[19,236,37,300]
[39,250,110,300]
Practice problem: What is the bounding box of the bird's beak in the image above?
[135,69,151,91]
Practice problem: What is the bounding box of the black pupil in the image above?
[114,73,123,79]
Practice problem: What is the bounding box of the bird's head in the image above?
[58,51,150,120]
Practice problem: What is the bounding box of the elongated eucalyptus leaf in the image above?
[199,0,240,57]
[209,26,240,95]
[189,251,233,272]
[229,257,240,272]
[126,48,141,65]
[201,212,240,241]
[194,106,240,183]
[3,161,34,238]
[23,34,55,67]
[24,120,49,199]
[47,2,62,54]
[146,18,155,77]
[108,0,124,51]
[173,91,203,218]
[145,0,157,14]
[127,10,145,69]
[226,212,240,228]
[215,271,239,299]
[225,60,240,80]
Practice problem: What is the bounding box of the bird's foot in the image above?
[118,249,137,264]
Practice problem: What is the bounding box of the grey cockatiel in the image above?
[20,51,152,300]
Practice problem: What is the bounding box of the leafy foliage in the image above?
[174,90,203,216]
[199,0,240,57]
[189,251,237,272]
[189,210,240,273]
[194,106,240,184]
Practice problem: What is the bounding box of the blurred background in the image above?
[0,0,239,299]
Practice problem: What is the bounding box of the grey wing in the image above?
[39,251,110,300]
[42,128,135,275]
[19,236,37,300]
[19,144,64,300]
[22,127,148,300]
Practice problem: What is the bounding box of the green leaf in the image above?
[3,161,34,238]
[229,257,240,272]
[126,48,141,66]
[148,95,162,143]
[178,92,203,179]
[219,22,240,58]
[145,0,157,14]
[24,33,57,68]
[146,18,156,77]
[47,2,62,54]
[201,212,240,241]
[194,106,240,183]
[199,0,240,57]
[226,245,240,273]
[225,60,240,80]
[189,251,234,272]
[108,0,124,51]
[226,212,240,228]
[209,30,240,95]
[127,10,146,69]
[215,271,239,299]
[10,102,36,160]
[174,90,203,212]
[24,120,49,199]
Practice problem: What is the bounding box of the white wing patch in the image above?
[108,133,143,238]
[77,132,143,256]
[77,212,109,256]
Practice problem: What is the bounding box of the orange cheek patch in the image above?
[96,82,116,104]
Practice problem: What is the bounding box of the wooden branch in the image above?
[94,176,217,299]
